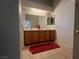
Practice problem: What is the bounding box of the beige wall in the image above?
[23,7,51,16]
[53,0,75,48]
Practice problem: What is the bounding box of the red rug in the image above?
[29,43,60,54]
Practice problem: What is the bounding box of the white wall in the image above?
[23,7,50,16]
[53,0,75,48]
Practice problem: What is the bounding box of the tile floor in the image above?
[22,44,73,59]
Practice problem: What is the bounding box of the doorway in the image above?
[19,0,75,59]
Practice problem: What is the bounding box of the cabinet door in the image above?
[51,30,56,41]
[32,31,39,43]
[46,31,51,42]
[39,31,45,42]
[24,31,32,45]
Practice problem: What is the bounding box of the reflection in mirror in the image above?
[47,16,55,25]
[24,14,46,29]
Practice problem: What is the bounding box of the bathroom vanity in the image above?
[23,12,56,46]
[24,29,56,46]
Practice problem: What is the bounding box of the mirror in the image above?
[47,16,55,25]
[24,14,46,29]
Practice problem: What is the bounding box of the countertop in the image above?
[24,28,55,31]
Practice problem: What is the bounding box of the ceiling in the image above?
[27,0,53,7]
[24,0,61,11]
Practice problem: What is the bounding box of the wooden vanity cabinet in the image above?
[51,30,56,41]
[24,30,56,46]
[39,31,45,43]
[45,31,51,42]
[24,31,32,45]
[32,31,39,43]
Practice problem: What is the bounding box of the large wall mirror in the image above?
[24,13,55,29]
[24,14,46,29]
